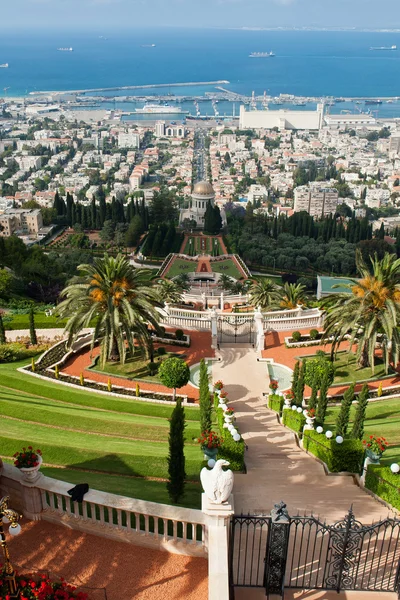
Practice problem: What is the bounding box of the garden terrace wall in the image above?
[303,430,364,474]
[365,465,400,512]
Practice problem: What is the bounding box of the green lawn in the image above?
[0,359,202,508]
[211,259,243,280]
[91,351,186,385]
[4,312,67,330]
[255,274,283,286]
[329,352,392,385]
[324,398,400,464]
[164,257,197,279]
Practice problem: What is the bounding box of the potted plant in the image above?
[269,379,279,392]
[214,380,224,395]
[219,390,228,403]
[283,389,294,409]
[199,431,223,460]
[304,407,316,429]
[14,446,43,482]
[363,435,388,463]
[224,407,235,423]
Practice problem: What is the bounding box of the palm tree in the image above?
[322,251,400,373]
[174,273,191,291]
[249,278,280,310]
[218,273,234,292]
[157,279,184,305]
[279,282,307,309]
[57,253,161,367]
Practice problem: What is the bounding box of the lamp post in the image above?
[0,496,22,599]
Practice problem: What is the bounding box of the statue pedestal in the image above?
[202,493,234,600]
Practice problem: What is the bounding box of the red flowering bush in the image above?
[285,389,295,401]
[219,390,228,399]
[214,380,224,390]
[198,431,223,449]
[363,435,389,455]
[225,407,235,416]
[306,408,316,418]
[13,447,42,469]
[0,567,89,600]
[269,380,279,391]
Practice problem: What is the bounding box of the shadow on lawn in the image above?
[66,453,165,479]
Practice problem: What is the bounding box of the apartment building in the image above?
[294,185,339,217]
[118,132,141,149]
[0,208,43,237]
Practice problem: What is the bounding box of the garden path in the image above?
[212,347,392,522]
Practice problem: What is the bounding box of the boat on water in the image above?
[365,99,383,105]
[0,63,8,68]
[141,44,156,48]
[135,103,187,114]
[370,45,397,50]
[57,47,73,52]
[249,51,275,58]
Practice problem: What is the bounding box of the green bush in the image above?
[148,362,158,375]
[175,329,184,340]
[0,343,47,363]
[304,356,335,389]
[214,397,245,471]
[292,331,301,342]
[303,430,364,473]
[157,347,166,356]
[309,329,319,340]
[268,393,284,414]
[365,465,400,511]
[282,408,306,435]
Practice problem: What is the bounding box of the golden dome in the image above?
[192,181,215,196]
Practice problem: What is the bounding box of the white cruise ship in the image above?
[135,103,187,114]
[57,47,73,52]
[0,63,9,68]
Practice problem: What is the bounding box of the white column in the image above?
[254,307,265,353]
[202,493,234,600]
[220,292,224,311]
[210,308,218,350]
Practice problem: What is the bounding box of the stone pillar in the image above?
[20,475,45,521]
[220,292,224,311]
[210,308,218,350]
[360,455,380,486]
[202,493,234,600]
[254,307,265,354]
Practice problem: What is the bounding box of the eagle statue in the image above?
[200,459,234,504]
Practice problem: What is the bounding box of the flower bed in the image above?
[268,393,284,415]
[365,464,400,511]
[282,408,306,436]
[0,569,89,599]
[303,430,364,473]
[214,393,245,471]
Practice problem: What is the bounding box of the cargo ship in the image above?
[135,103,187,114]
[249,51,275,58]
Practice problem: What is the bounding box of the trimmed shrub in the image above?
[175,329,184,340]
[309,329,319,341]
[365,465,400,511]
[282,409,306,435]
[268,394,284,415]
[0,343,48,363]
[292,331,301,342]
[214,397,245,471]
[167,398,186,504]
[304,356,335,389]
[148,362,158,375]
[303,430,364,473]
[157,347,166,356]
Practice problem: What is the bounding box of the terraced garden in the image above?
[0,358,203,508]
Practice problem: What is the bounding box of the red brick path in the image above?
[61,329,214,402]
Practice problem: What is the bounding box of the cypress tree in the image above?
[296,359,306,405]
[316,369,330,424]
[335,383,355,437]
[29,308,37,346]
[167,399,186,504]
[351,384,369,440]
[291,361,300,396]
[308,383,318,411]
[0,313,6,344]
[90,196,96,229]
[199,359,212,433]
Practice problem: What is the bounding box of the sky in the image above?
[2,0,400,30]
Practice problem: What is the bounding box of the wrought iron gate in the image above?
[229,502,400,599]
[218,315,255,345]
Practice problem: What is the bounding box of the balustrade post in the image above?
[20,476,45,521]
[202,493,234,600]
[264,501,290,598]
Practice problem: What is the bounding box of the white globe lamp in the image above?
[325,430,333,439]
[390,463,400,474]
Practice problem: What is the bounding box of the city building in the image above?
[389,134,400,157]
[0,208,43,237]
[239,104,324,131]
[118,132,140,149]
[155,121,185,138]
[294,185,339,217]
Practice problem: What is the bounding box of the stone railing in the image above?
[0,463,234,600]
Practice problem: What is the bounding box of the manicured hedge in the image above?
[365,464,400,511]
[214,394,245,472]
[282,408,306,435]
[268,394,284,414]
[303,430,364,473]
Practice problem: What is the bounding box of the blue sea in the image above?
[1,28,400,117]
